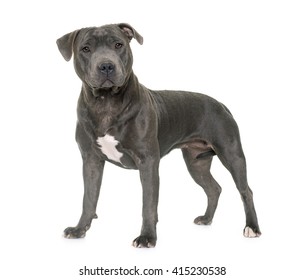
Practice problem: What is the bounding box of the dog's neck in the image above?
[78,71,142,137]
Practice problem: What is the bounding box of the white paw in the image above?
[243,226,260,238]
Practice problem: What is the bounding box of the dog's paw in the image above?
[132,235,156,248]
[63,226,87,239]
[194,215,212,225]
[243,226,261,238]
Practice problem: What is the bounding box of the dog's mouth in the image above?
[91,81,121,96]
[86,75,126,96]
[89,76,124,89]
[90,79,114,89]
[100,79,115,88]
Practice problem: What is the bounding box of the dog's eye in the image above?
[115,43,123,49]
[82,46,91,53]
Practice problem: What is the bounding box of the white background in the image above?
[1,0,305,279]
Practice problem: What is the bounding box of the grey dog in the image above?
[56,23,261,248]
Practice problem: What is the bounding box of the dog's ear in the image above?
[56,29,80,61]
[117,23,143,45]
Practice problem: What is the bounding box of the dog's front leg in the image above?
[64,154,104,239]
[133,159,160,248]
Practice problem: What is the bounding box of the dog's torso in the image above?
[76,74,230,170]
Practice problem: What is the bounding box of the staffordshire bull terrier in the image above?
[57,23,261,248]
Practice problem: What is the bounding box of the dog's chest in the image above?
[96,134,123,164]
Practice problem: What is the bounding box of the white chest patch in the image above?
[96,134,123,163]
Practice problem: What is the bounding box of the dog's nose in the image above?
[98,63,115,75]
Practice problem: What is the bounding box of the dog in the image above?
[56,23,261,248]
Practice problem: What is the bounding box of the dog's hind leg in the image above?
[182,148,221,225]
[213,134,261,237]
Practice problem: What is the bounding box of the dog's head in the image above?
[57,23,143,93]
